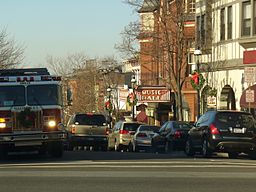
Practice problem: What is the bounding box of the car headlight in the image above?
[48,120,56,128]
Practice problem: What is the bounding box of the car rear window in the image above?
[173,122,192,129]
[216,112,256,129]
[139,126,159,132]
[74,114,106,126]
[123,123,142,131]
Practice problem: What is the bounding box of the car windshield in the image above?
[173,122,192,129]
[0,85,25,107]
[27,84,62,105]
[74,114,106,126]
[139,126,159,132]
[216,112,256,129]
[123,123,142,131]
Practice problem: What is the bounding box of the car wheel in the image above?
[228,152,238,159]
[151,140,157,153]
[114,141,120,152]
[165,141,173,154]
[249,152,256,160]
[185,139,195,156]
[202,138,212,158]
[128,142,133,152]
[133,143,138,152]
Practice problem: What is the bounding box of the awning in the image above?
[240,84,256,108]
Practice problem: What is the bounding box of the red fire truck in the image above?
[0,68,66,158]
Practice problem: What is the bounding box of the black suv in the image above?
[65,113,109,151]
[185,110,256,159]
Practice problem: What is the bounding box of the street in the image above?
[0,151,256,192]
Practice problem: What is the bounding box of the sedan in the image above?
[151,121,192,153]
[131,125,160,152]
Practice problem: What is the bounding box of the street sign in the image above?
[246,89,254,103]
[244,67,256,83]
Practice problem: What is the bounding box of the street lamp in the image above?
[194,48,202,119]
[131,77,137,121]
[106,86,112,128]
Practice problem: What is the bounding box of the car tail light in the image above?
[105,128,109,135]
[71,126,76,134]
[210,124,220,135]
[137,133,147,137]
[119,130,129,134]
[174,130,182,139]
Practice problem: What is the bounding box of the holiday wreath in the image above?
[17,107,35,127]
[105,100,113,112]
[127,92,138,106]
[190,71,205,90]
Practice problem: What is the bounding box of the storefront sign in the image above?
[207,96,217,107]
[136,88,170,102]
[244,50,256,64]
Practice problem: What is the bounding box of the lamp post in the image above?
[131,77,136,121]
[194,49,202,119]
[106,86,112,129]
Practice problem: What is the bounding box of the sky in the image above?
[0,0,138,68]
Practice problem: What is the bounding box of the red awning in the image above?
[240,84,256,108]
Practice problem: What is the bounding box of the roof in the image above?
[138,0,159,13]
[0,68,50,76]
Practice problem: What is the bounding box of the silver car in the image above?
[132,125,160,152]
[108,120,144,152]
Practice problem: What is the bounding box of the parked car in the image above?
[151,121,193,153]
[65,113,109,151]
[108,120,144,152]
[131,125,160,152]
[185,110,256,159]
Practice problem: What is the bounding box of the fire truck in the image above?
[0,68,66,158]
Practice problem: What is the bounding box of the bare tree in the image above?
[0,28,24,69]
[121,0,195,120]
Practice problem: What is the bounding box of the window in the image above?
[227,6,232,39]
[254,0,256,34]
[220,8,225,40]
[242,1,251,36]
[187,0,195,13]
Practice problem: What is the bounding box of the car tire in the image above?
[202,138,212,158]
[114,142,120,152]
[165,141,173,154]
[185,139,195,156]
[151,140,158,153]
[249,152,256,160]
[48,141,63,158]
[228,152,238,159]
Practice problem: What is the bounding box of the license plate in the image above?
[233,128,244,133]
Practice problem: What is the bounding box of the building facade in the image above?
[138,0,197,124]
[196,0,256,117]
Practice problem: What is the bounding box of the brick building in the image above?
[137,0,197,124]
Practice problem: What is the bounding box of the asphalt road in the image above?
[1,150,256,192]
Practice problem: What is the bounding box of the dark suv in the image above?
[65,113,109,151]
[185,110,256,159]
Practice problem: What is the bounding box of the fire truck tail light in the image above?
[0,118,5,123]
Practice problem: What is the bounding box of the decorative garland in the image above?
[105,100,113,112]
[127,92,138,106]
[17,108,35,127]
[190,71,205,90]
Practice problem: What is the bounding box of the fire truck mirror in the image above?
[57,123,66,131]
[67,88,73,106]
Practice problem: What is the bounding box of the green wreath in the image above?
[105,100,113,112]
[190,73,205,90]
[17,108,35,127]
[127,93,138,106]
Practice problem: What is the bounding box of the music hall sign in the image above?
[136,87,171,103]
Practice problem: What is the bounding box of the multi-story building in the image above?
[138,0,197,124]
[196,0,256,117]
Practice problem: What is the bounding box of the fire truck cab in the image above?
[0,68,65,158]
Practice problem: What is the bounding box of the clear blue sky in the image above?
[0,0,138,67]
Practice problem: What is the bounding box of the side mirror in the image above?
[57,123,66,131]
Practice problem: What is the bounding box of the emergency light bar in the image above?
[0,75,61,82]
